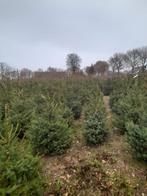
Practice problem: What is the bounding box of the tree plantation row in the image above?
[0,75,147,195]
[0,78,107,194]
[110,75,147,161]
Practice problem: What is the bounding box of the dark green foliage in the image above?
[33,93,74,126]
[62,107,74,126]
[126,122,147,161]
[29,94,72,156]
[83,88,107,146]
[110,76,147,160]
[67,100,82,120]
[83,90,103,119]
[29,118,72,155]
[0,122,44,195]
[109,77,133,111]
[9,98,32,138]
[99,79,114,96]
[64,86,82,120]
[84,111,107,145]
[0,104,3,134]
[110,90,124,112]
[110,83,147,133]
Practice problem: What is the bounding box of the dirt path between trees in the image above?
[103,96,111,114]
[103,96,113,134]
[102,96,147,195]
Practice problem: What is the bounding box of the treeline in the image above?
[0,45,147,80]
[109,46,147,75]
[86,46,147,76]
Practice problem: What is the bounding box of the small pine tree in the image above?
[0,121,44,195]
[29,118,72,155]
[126,122,147,161]
[84,111,107,145]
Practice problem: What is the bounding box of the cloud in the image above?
[0,0,147,70]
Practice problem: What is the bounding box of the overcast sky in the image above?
[0,0,147,70]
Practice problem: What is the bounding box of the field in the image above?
[0,76,147,196]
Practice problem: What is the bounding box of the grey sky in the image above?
[0,0,147,70]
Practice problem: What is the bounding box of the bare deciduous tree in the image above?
[109,53,124,76]
[0,62,13,80]
[138,46,147,72]
[66,53,81,73]
[85,64,95,75]
[124,49,140,74]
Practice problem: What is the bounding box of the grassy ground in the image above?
[42,96,147,195]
